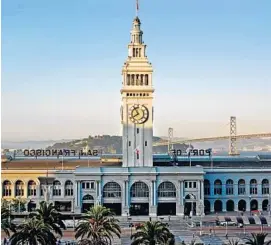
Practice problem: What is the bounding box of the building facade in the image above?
[2,11,271,218]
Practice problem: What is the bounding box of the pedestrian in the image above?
[3,238,7,245]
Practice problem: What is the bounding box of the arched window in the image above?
[131,74,135,85]
[262,179,269,194]
[15,180,24,196]
[65,180,73,196]
[158,181,176,198]
[250,179,257,195]
[127,74,130,85]
[103,182,121,198]
[136,74,139,85]
[140,74,144,85]
[28,180,36,196]
[238,179,246,195]
[144,74,148,85]
[226,179,234,195]
[2,180,12,197]
[53,180,61,196]
[204,180,210,195]
[130,182,149,198]
[214,179,222,195]
[82,194,94,201]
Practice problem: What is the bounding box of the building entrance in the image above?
[103,203,122,215]
[130,203,149,216]
[157,203,176,216]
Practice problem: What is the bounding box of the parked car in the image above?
[219,221,237,226]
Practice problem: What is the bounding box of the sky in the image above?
[2,0,271,141]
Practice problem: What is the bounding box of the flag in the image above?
[134,146,140,155]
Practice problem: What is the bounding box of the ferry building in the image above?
[2,11,271,219]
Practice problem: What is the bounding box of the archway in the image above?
[262,200,269,211]
[157,181,176,216]
[184,194,196,216]
[204,200,211,214]
[102,182,122,215]
[238,200,246,211]
[226,200,234,212]
[214,200,222,212]
[130,181,149,216]
[27,201,36,212]
[250,199,258,211]
[81,194,94,213]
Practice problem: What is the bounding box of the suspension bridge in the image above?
[153,116,271,156]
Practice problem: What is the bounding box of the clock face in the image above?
[129,105,149,124]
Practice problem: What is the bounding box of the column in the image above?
[149,181,157,216]
[126,181,129,206]
[150,181,154,206]
[36,185,40,198]
[196,181,201,215]
[77,181,80,207]
[201,180,204,201]
[153,181,157,206]
[122,181,129,217]
[180,181,184,205]
[61,181,65,198]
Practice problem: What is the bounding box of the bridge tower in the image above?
[229,116,239,155]
[168,127,174,153]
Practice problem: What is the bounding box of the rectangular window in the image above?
[129,141,131,146]
[189,182,192,188]
[185,182,188,188]
[137,128,139,134]
[193,182,196,188]
[90,182,94,189]
[145,141,147,146]
[86,182,90,189]
[82,183,85,189]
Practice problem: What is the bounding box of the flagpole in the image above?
[136,0,139,16]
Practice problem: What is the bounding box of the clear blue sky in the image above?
[2,0,271,141]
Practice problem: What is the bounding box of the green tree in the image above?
[245,233,271,245]
[29,201,66,237]
[9,218,57,245]
[226,239,241,245]
[1,203,16,237]
[75,205,121,245]
[11,197,27,212]
[130,220,174,245]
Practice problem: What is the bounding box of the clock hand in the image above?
[134,110,139,117]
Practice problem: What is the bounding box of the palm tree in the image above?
[75,205,121,245]
[9,218,57,245]
[1,204,16,237]
[29,201,66,237]
[245,233,271,245]
[226,239,241,245]
[130,220,174,245]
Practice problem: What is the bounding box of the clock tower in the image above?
[120,14,154,168]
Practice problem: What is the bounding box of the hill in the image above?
[47,135,190,154]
